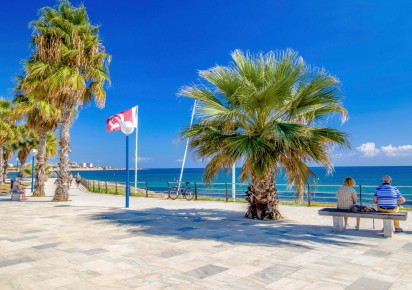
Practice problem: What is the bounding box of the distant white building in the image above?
[80,162,94,168]
[69,162,79,168]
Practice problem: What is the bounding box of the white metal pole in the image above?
[178,100,197,192]
[134,106,138,194]
[232,163,236,201]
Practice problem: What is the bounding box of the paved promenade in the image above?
[0,179,411,289]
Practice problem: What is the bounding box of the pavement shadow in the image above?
[92,207,383,248]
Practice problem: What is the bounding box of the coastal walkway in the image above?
[0,179,411,289]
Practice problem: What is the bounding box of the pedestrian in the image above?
[75,172,81,186]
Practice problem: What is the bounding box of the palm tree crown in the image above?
[27,0,110,108]
[180,50,350,219]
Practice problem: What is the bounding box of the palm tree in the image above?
[13,91,60,196]
[0,98,14,184]
[26,0,110,201]
[179,50,349,220]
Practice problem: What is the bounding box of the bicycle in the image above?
[167,182,194,200]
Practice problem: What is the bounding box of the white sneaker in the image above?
[344,224,348,229]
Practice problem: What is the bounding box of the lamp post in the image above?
[16,158,19,174]
[30,149,38,193]
[121,121,135,208]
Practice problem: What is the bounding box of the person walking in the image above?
[374,175,406,232]
[75,172,81,186]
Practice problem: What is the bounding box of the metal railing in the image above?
[80,177,412,207]
[81,178,149,197]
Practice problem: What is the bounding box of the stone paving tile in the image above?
[32,242,62,250]
[156,249,187,258]
[252,264,298,283]
[266,277,311,289]
[7,236,38,242]
[401,242,412,252]
[183,264,229,279]
[303,281,346,289]
[80,248,108,255]
[365,249,392,257]
[0,257,34,268]
[347,277,393,290]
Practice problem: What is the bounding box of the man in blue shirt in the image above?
[374,175,406,232]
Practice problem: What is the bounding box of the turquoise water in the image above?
[72,166,412,206]
[68,166,412,185]
[10,166,412,206]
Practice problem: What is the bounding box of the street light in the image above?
[16,158,19,174]
[30,149,38,193]
[121,121,135,208]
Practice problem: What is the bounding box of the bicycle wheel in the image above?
[169,187,179,200]
[184,188,194,200]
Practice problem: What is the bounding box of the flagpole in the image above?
[232,163,236,201]
[178,100,196,192]
[134,106,138,194]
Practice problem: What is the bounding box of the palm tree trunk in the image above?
[2,157,7,183]
[2,152,11,183]
[0,146,3,185]
[245,172,282,220]
[18,149,29,177]
[33,131,47,197]
[53,107,71,201]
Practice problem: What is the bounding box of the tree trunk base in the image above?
[53,181,69,202]
[244,177,283,220]
[245,202,283,220]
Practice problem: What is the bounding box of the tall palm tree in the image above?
[26,0,110,201]
[0,98,14,184]
[180,50,349,220]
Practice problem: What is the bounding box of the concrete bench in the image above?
[318,208,408,238]
[11,191,23,201]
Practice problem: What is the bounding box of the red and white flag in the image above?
[106,106,138,132]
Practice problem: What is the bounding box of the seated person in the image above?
[374,175,406,232]
[336,177,360,230]
[12,176,27,200]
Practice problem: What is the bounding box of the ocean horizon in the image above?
[9,166,411,206]
[62,166,412,206]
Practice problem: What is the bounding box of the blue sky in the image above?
[1,0,412,168]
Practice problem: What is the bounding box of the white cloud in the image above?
[356,142,379,157]
[356,142,412,158]
[176,158,183,162]
[381,145,412,157]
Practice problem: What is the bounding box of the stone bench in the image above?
[11,191,23,201]
[318,208,408,238]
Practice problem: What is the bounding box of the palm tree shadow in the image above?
[92,207,383,249]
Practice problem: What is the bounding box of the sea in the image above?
[10,166,412,206]
[70,166,412,206]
